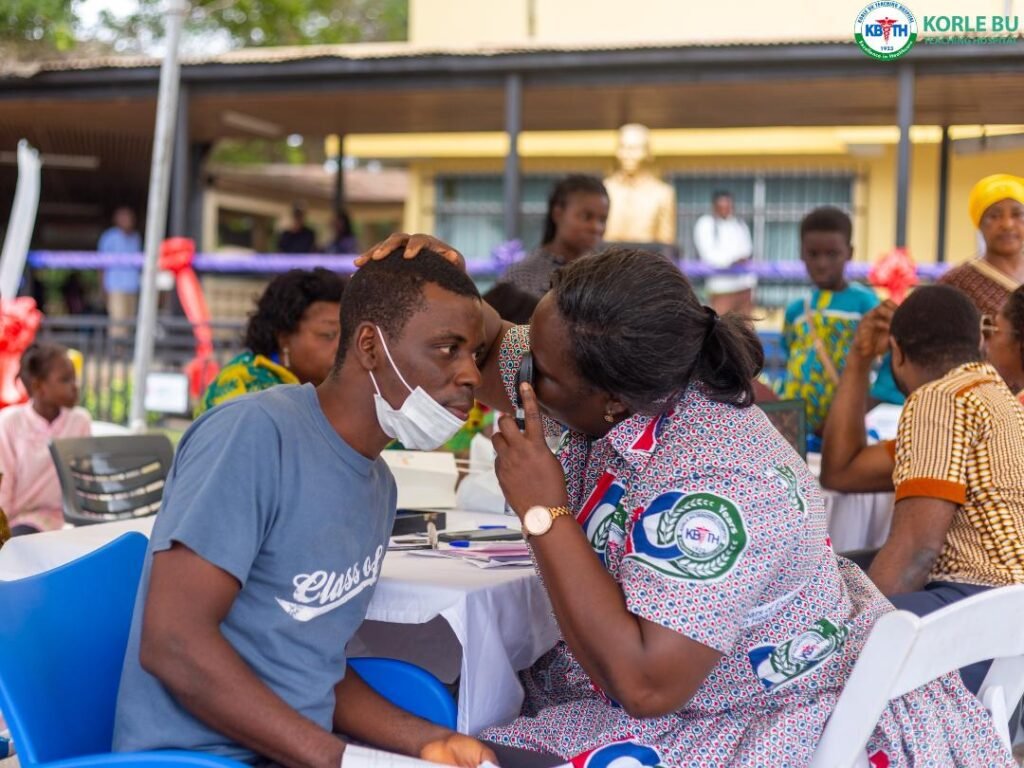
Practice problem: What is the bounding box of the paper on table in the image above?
[343,745,437,768]
[382,450,458,509]
[462,557,533,569]
[407,544,533,568]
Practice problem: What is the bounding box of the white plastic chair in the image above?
[809,584,1024,768]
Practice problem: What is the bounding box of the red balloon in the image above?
[159,237,195,274]
[0,297,42,408]
[869,247,918,304]
[160,238,220,397]
[176,267,213,358]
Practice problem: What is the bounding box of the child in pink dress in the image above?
[0,343,91,534]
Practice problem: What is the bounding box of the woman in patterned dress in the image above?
[939,174,1024,319]
[476,248,1012,767]
[360,235,1013,767]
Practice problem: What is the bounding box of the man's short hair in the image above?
[800,206,852,244]
[890,285,982,370]
[336,248,480,363]
[712,190,732,202]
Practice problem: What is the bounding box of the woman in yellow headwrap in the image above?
[939,173,1024,318]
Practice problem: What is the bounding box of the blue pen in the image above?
[449,540,472,548]
[478,525,507,530]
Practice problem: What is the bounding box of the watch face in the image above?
[524,506,552,536]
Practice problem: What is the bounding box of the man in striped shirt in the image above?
[821,285,1024,691]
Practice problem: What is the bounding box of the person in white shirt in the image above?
[693,191,756,315]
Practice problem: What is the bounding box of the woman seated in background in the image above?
[986,284,1024,405]
[0,343,91,534]
[197,268,345,415]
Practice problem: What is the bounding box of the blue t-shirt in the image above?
[869,354,905,406]
[113,384,397,761]
[99,227,143,293]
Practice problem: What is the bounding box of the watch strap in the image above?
[549,505,573,522]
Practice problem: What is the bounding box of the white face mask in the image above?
[369,326,466,450]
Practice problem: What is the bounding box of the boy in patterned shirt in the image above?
[780,207,880,436]
[822,285,1024,691]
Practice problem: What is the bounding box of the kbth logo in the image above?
[855,1,918,60]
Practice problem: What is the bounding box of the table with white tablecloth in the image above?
[0,511,559,735]
[806,453,894,553]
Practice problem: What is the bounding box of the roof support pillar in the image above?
[936,124,951,263]
[503,72,522,242]
[895,63,914,248]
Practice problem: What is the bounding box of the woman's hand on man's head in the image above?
[355,233,465,271]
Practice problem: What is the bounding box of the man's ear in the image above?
[353,323,381,372]
[889,336,905,367]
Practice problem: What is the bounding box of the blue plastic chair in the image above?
[758,330,786,385]
[348,657,458,730]
[37,753,248,768]
[0,532,454,768]
[0,532,246,768]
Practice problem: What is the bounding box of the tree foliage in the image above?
[0,0,407,57]
[100,0,407,54]
[0,0,78,52]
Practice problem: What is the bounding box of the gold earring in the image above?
[282,347,291,368]
[604,412,615,423]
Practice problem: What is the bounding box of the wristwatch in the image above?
[522,505,573,537]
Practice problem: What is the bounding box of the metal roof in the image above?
[1,40,1022,139]
[2,37,864,77]
[2,38,1023,225]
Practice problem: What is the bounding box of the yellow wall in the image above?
[402,0,1024,264]
[410,0,529,47]
[410,0,1018,46]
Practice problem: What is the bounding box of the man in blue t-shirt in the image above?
[114,244,495,767]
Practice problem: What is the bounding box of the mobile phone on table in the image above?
[515,352,534,430]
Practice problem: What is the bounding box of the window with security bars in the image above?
[673,172,856,308]
[433,171,856,308]
[434,174,568,263]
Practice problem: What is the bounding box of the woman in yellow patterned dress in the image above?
[197,268,345,415]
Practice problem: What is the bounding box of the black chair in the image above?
[49,435,175,526]
[756,399,807,461]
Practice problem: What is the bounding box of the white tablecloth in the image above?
[806,453,894,553]
[0,511,558,735]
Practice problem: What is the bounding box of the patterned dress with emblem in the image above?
[480,325,1012,768]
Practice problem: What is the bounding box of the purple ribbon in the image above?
[26,250,951,281]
